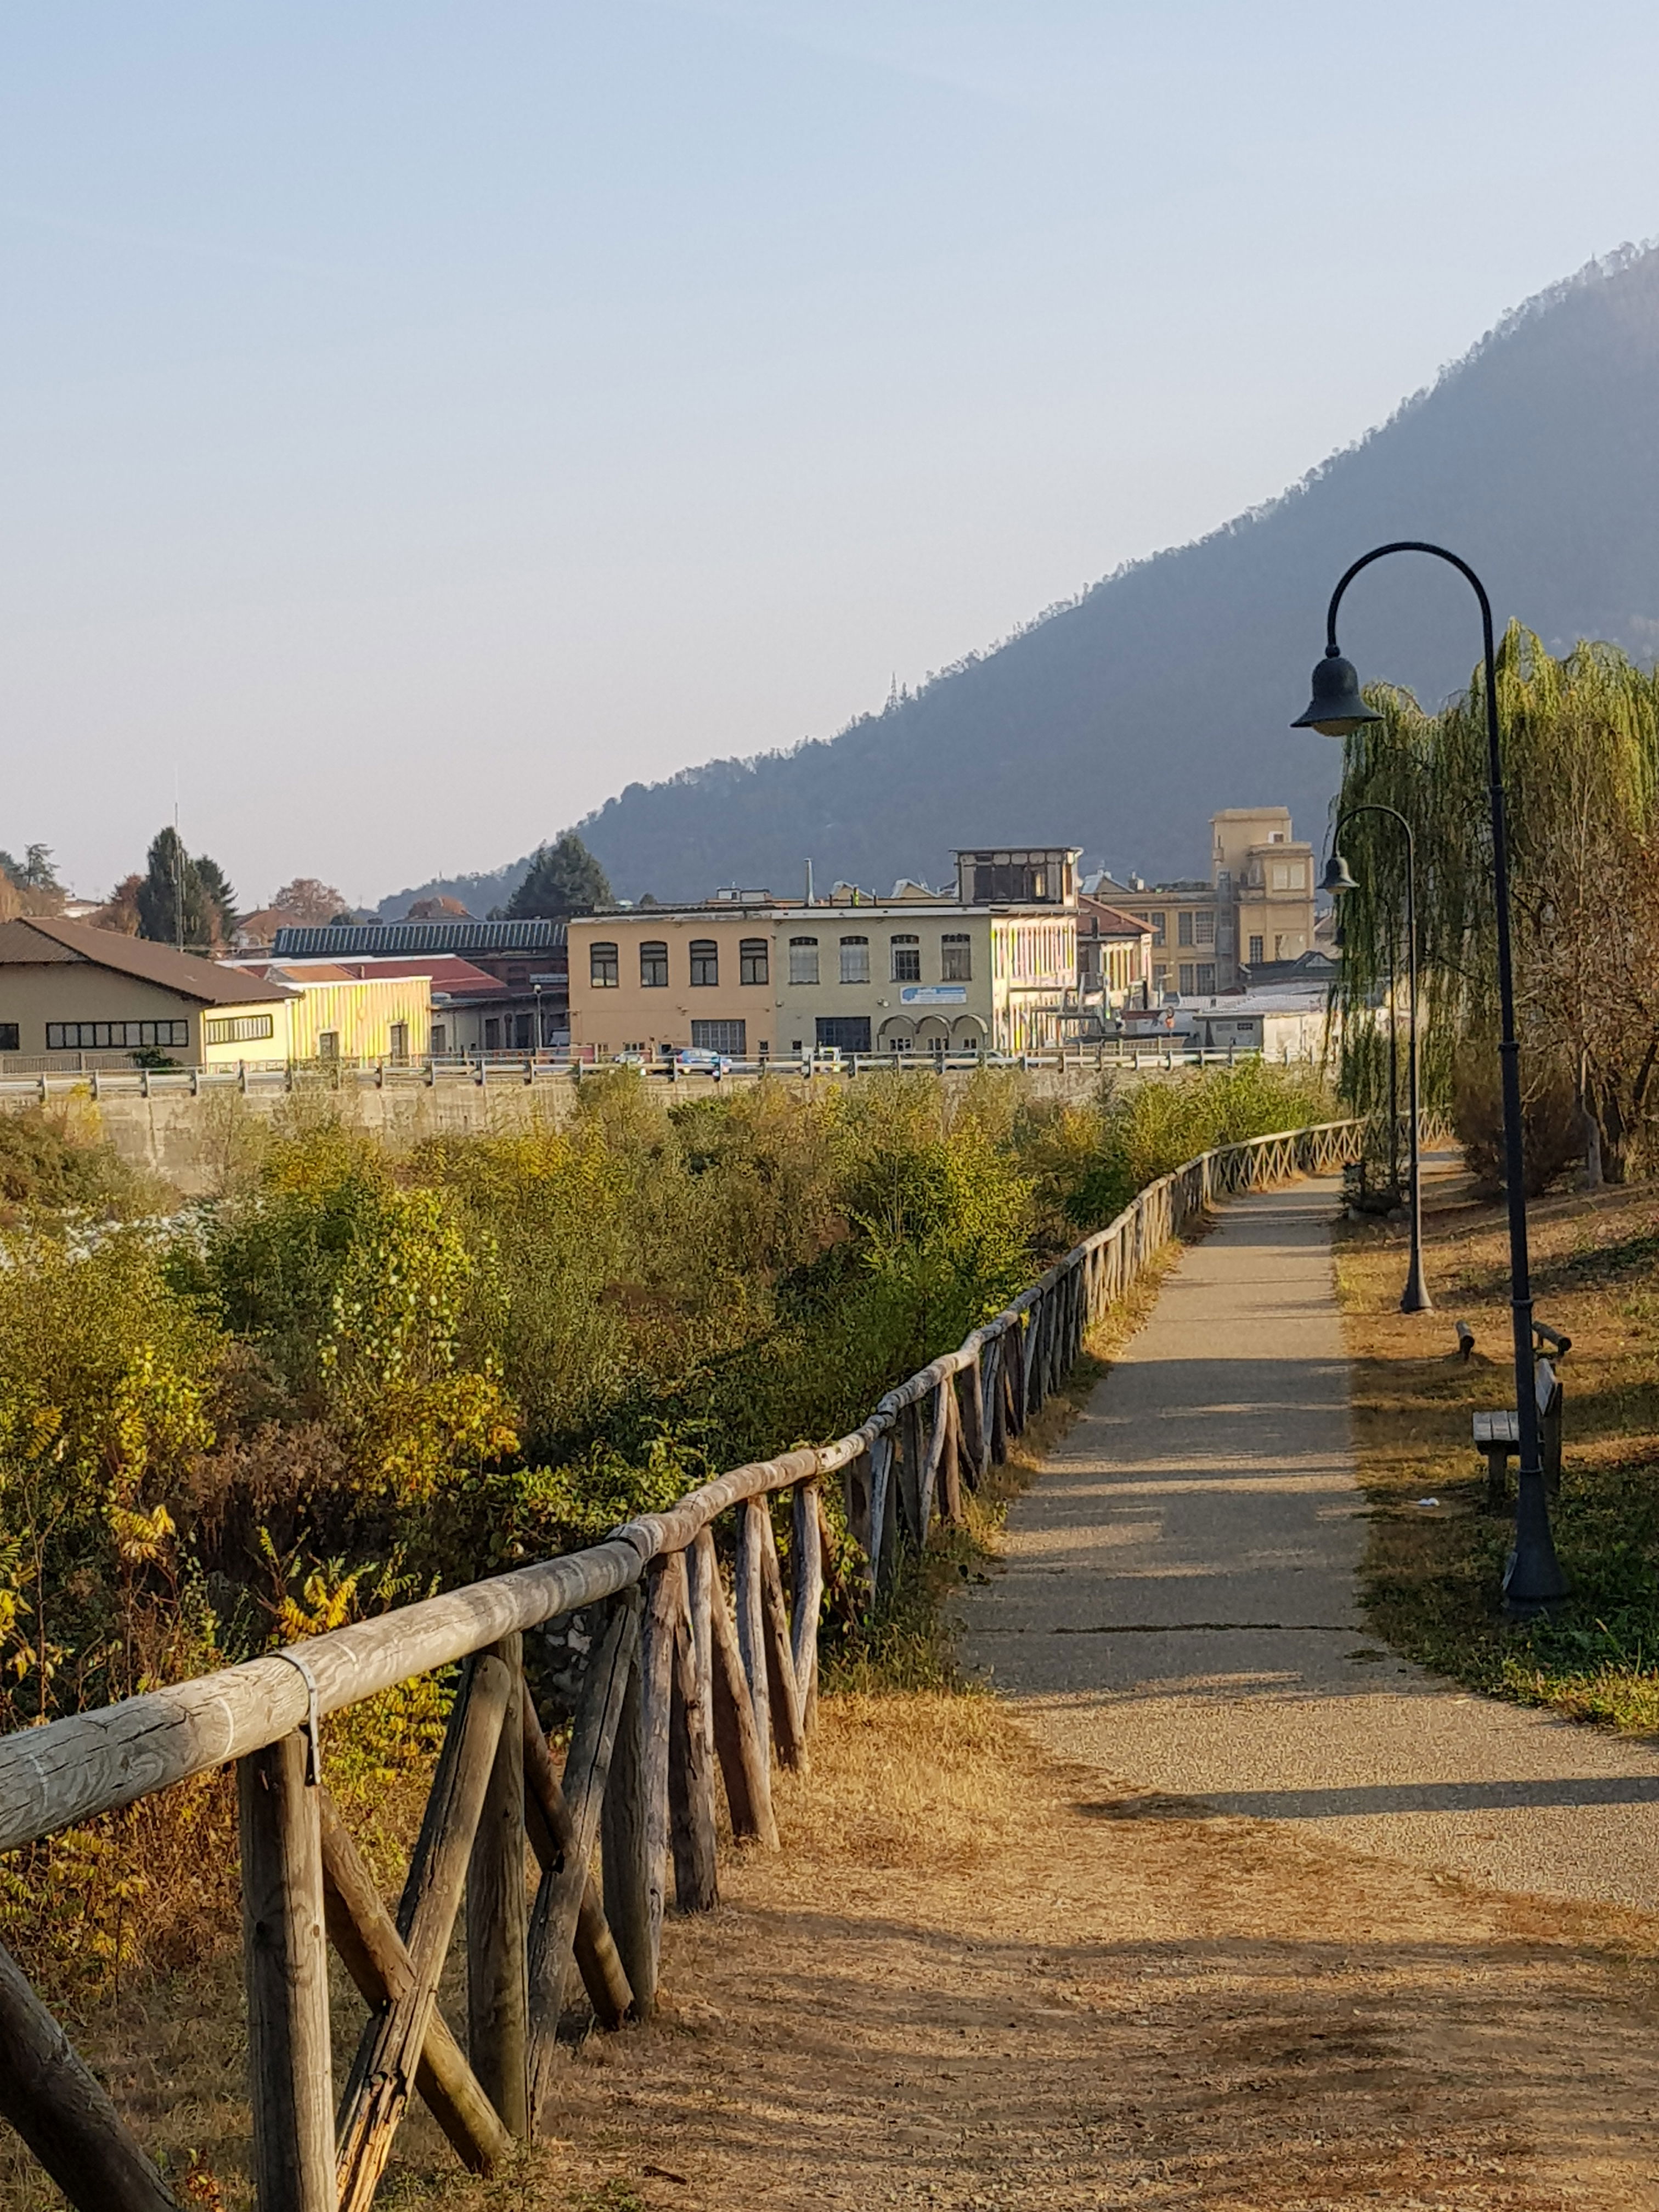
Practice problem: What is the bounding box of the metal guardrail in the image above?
[0,1041,1286,1103]
[0,1116,1365,2211]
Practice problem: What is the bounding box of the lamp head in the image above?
[1293,646,1384,737]
[1322,851,1359,897]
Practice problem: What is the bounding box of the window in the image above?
[1178,964,1194,995]
[1249,934,1264,966]
[1270,861,1305,891]
[318,1030,340,1060]
[1148,912,1166,946]
[691,1019,746,1055]
[788,936,820,985]
[890,934,921,982]
[740,938,769,986]
[1177,911,1194,947]
[431,1023,448,1053]
[590,941,620,988]
[46,1019,189,1050]
[839,935,870,984]
[484,1018,501,1049]
[512,1014,532,1049]
[689,939,718,987]
[940,933,972,981]
[816,1015,871,1053]
[640,941,669,988]
[1153,964,1168,992]
[0,1024,17,1052]
[204,1013,276,1047]
[1196,963,1216,994]
[1194,910,1214,945]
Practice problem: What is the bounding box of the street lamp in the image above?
[1294,540,1565,1614]
[1323,805,1431,1314]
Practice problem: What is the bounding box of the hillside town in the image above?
[0,806,1335,1073]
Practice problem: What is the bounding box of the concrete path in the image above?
[960,1177,1659,1913]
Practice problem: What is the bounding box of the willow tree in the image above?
[1330,624,1659,1184]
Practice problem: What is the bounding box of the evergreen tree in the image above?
[136,828,218,952]
[505,833,612,918]
[194,854,239,937]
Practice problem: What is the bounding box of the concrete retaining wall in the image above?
[2,1062,1130,1196]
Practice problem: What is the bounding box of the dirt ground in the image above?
[458,1692,1659,2212]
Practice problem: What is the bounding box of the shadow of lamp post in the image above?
[1322,804,1431,1314]
[1294,539,1565,1615]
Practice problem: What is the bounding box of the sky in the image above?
[4,3,1659,911]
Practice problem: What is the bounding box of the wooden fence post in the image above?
[667,1553,719,1913]
[735,1497,771,1752]
[238,1729,334,2212]
[335,1646,515,2212]
[318,1792,511,2177]
[0,1940,179,2212]
[600,1634,655,2021]
[791,1480,824,1733]
[959,1351,988,1487]
[466,1633,529,2138]
[698,1530,777,1848]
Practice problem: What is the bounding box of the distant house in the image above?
[1097,807,1317,997]
[404,896,473,921]
[0,916,291,1067]
[233,906,302,952]
[1076,896,1153,1008]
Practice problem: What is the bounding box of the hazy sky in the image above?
[5,2,1659,908]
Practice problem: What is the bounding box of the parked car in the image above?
[674,1046,733,1076]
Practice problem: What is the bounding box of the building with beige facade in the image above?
[567,848,1082,1059]
[0,916,293,1068]
[0,916,433,1070]
[1099,808,1316,996]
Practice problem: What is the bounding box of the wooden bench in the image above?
[1474,1351,1565,1506]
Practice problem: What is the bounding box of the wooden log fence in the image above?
[0,1117,1366,2209]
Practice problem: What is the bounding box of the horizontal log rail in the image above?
[0,1116,1367,2210]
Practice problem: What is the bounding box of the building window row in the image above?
[590,929,979,992]
[592,938,772,990]
[204,1013,277,1046]
[47,1019,189,1050]
[786,932,973,985]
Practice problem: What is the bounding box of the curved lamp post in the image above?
[1323,806,1431,1313]
[1293,540,1565,1615]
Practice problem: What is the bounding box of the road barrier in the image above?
[0,1118,1367,2211]
[0,1039,1304,1103]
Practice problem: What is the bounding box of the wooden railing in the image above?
[0,1116,1365,2212]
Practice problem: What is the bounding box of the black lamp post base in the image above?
[1400,1261,1432,1314]
[1503,1472,1568,1616]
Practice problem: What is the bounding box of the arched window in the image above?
[590,941,619,988]
[889,933,921,982]
[640,941,669,988]
[689,940,719,987]
[740,938,769,985]
[839,935,870,984]
[788,936,820,985]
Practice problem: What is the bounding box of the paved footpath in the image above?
[960,1176,1659,1912]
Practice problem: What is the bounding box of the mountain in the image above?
[388,242,1659,910]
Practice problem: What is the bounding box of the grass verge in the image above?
[1338,1168,1659,1734]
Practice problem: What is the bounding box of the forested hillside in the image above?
[385,244,1659,910]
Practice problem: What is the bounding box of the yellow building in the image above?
[244,962,432,1062]
[1102,808,1316,995]
[568,849,1082,1058]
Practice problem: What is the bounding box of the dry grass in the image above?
[1337,1164,1659,1730]
[515,1680,1659,2211]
